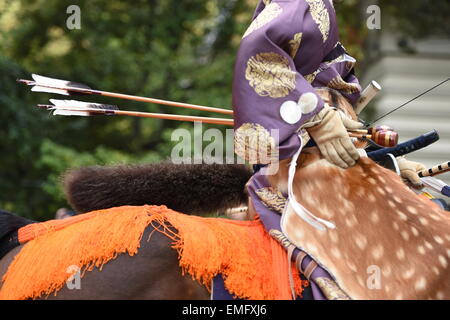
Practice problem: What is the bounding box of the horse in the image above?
[0,219,210,300]
[1,88,449,300]
[0,202,312,300]
[2,148,450,300]
[0,162,255,300]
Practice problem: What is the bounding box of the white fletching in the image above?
[49,99,106,109]
[30,74,91,95]
[50,99,89,108]
[32,86,70,95]
[46,99,117,117]
[49,99,93,116]
[32,74,71,88]
[53,109,91,117]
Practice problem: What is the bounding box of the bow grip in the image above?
[367,130,440,162]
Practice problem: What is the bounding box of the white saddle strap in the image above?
[287,134,336,231]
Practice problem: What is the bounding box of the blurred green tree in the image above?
[0,0,252,219]
[3,0,445,220]
[381,0,450,39]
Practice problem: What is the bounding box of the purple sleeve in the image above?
[232,0,327,163]
[251,0,267,20]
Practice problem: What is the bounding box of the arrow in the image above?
[39,99,235,126]
[38,99,379,137]
[18,74,234,116]
[421,176,450,198]
[418,161,450,178]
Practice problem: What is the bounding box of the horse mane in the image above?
[0,210,34,259]
[0,210,34,241]
[63,162,252,215]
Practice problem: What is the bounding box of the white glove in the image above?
[306,105,361,168]
[338,110,364,130]
[397,156,427,187]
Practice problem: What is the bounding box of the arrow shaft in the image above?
[112,110,234,125]
[418,161,450,178]
[96,90,233,115]
[45,105,235,126]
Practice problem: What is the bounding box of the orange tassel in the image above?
[1,205,307,300]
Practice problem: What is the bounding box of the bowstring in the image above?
[368,78,450,126]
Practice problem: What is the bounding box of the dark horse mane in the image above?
[63,162,252,215]
[0,162,252,259]
[0,210,34,241]
[0,210,34,259]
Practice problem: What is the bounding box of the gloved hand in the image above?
[397,156,427,187]
[338,110,365,130]
[306,105,360,168]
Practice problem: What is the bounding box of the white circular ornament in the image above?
[279,100,302,124]
[298,92,319,114]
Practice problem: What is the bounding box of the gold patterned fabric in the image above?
[306,0,330,43]
[243,2,282,39]
[304,51,357,84]
[328,75,361,94]
[305,69,322,84]
[245,52,296,98]
[269,229,296,250]
[233,0,341,162]
[289,32,303,58]
[234,123,275,164]
[315,277,352,300]
[255,187,287,214]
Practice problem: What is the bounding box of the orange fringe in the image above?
[18,210,102,244]
[1,205,307,300]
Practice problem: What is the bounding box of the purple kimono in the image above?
[231,0,362,300]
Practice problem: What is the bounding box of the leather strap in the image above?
[295,251,308,273]
[287,246,296,299]
[304,260,319,280]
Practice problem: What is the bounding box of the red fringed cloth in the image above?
[1,205,307,300]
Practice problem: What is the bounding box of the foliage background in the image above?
[0,0,448,220]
